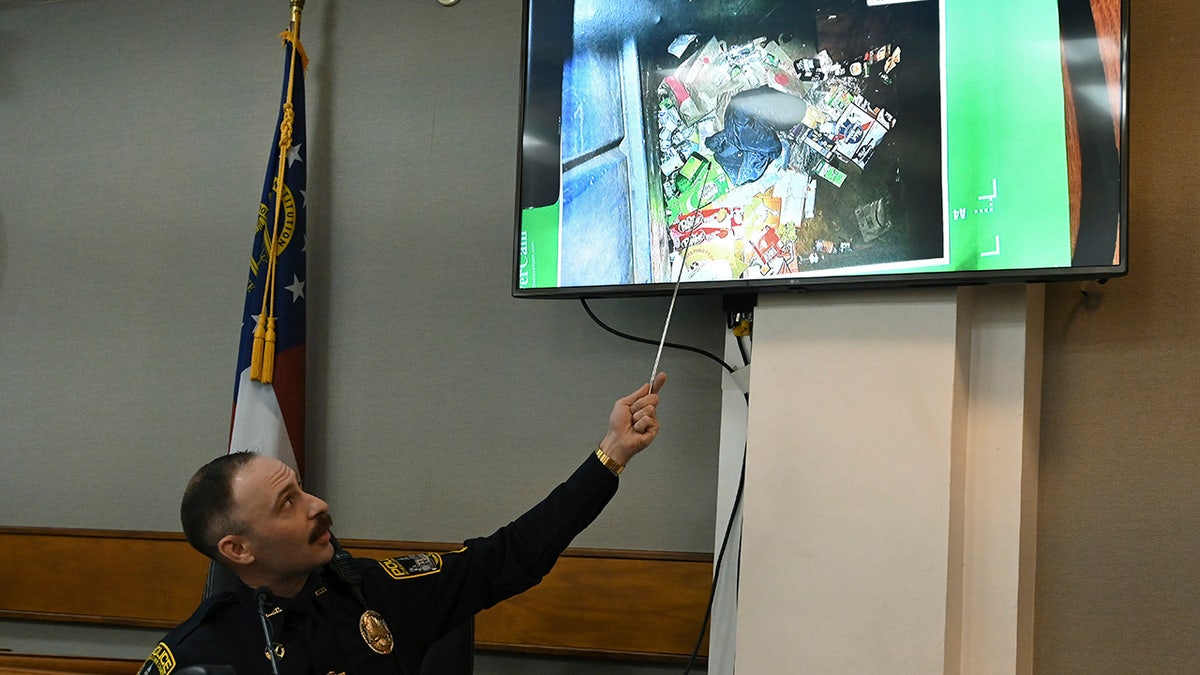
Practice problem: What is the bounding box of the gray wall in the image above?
[1034,3,1200,671]
[0,0,723,544]
[0,0,720,670]
[3,0,1200,673]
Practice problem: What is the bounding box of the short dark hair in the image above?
[180,451,260,563]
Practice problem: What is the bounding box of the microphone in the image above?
[254,587,281,675]
[328,546,362,587]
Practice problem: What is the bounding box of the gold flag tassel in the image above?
[252,11,306,384]
[261,316,277,383]
[250,313,267,380]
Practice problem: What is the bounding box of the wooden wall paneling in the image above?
[0,653,141,675]
[0,527,711,663]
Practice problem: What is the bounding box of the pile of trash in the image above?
[656,34,901,280]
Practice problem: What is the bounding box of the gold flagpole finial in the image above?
[290,0,305,38]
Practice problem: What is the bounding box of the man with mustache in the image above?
[140,374,666,675]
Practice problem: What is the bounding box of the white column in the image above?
[954,284,1042,675]
[731,285,1041,674]
[709,330,750,674]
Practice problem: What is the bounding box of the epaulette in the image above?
[171,591,239,642]
[139,592,238,675]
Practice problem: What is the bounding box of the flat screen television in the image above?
[513,0,1127,298]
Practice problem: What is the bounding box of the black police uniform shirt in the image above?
[140,452,618,675]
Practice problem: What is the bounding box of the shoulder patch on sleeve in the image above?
[140,642,176,675]
[378,552,444,580]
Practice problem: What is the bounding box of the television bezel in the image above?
[510,0,1130,300]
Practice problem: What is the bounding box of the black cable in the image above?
[577,296,749,673]
[683,438,747,675]
[585,289,862,670]
[579,298,736,374]
[735,334,751,367]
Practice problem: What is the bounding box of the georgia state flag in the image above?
[230,33,307,476]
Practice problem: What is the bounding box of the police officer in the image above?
[140,374,666,675]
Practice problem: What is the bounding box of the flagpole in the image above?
[290,0,304,38]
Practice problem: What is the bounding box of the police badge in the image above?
[359,609,395,655]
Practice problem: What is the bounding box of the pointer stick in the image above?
[649,237,693,393]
